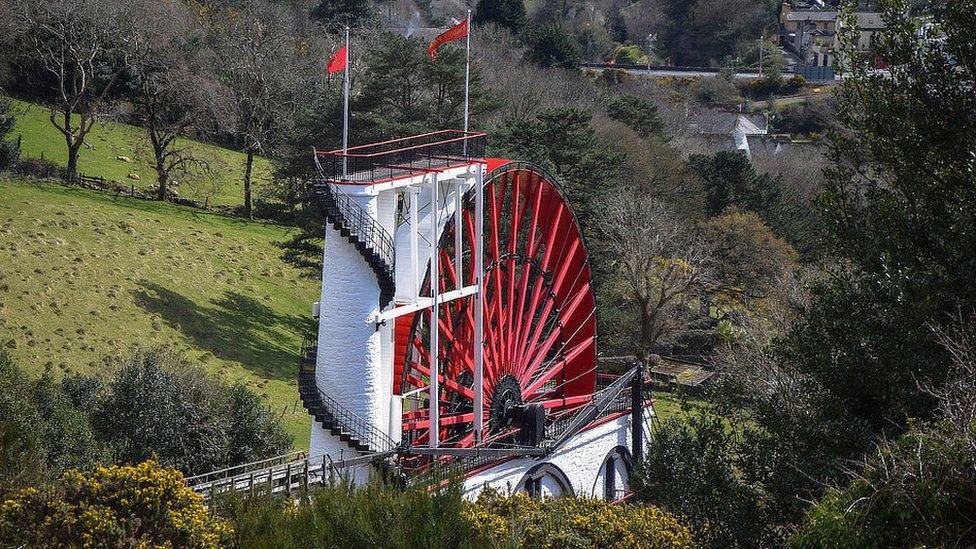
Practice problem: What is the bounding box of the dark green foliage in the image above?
[354,33,492,140]
[780,0,976,446]
[216,479,477,549]
[310,0,372,31]
[93,347,291,475]
[0,350,100,494]
[492,108,622,231]
[473,0,526,33]
[737,74,806,100]
[654,0,773,66]
[603,93,665,139]
[524,23,582,69]
[770,99,833,136]
[634,410,775,547]
[0,96,18,171]
[792,419,976,548]
[690,150,815,255]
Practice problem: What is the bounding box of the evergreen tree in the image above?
[473,0,526,33]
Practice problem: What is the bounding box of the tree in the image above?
[129,0,218,201]
[473,0,526,33]
[603,93,664,139]
[690,150,816,256]
[92,347,291,475]
[594,187,714,363]
[13,0,130,182]
[0,351,100,495]
[634,411,775,548]
[0,461,232,548]
[781,0,976,442]
[311,0,372,32]
[212,2,313,218]
[700,209,797,303]
[524,23,582,69]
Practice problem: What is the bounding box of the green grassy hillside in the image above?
[9,99,273,209]
[0,177,315,446]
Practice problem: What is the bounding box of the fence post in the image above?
[248,472,255,496]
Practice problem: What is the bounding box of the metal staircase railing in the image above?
[312,178,396,308]
[298,330,399,454]
[543,365,643,452]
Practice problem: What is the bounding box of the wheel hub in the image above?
[489,375,523,432]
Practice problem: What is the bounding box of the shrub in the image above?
[614,44,647,65]
[0,460,232,548]
[464,490,696,548]
[692,76,740,106]
[93,347,292,475]
[10,156,62,179]
[633,412,776,548]
[218,479,476,549]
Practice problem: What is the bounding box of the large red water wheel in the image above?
[398,161,598,451]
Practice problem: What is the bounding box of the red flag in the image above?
[327,45,347,74]
[428,19,468,60]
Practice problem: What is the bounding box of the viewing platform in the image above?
[313,130,487,185]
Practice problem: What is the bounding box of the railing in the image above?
[299,330,399,454]
[314,130,487,184]
[544,364,643,452]
[185,451,308,487]
[188,451,396,502]
[312,179,396,280]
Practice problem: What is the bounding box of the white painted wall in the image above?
[311,204,383,460]
[463,407,653,500]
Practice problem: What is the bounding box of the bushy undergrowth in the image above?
[0,460,231,548]
[465,489,695,549]
[216,482,695,549]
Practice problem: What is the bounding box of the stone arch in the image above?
[517,462,574,499]
[596,445,633,500]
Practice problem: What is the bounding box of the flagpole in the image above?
[463,10,471,134]
[342,26,350,178]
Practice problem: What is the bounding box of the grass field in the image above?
[8,99,273,209]
[0,177,316,446]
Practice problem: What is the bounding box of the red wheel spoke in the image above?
[398,166,598,452]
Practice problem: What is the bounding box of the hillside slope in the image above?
[0,177,316,445]
[9,99,273,209]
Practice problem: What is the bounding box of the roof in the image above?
[787,10,838,22]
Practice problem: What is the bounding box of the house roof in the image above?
[787,10,838,22]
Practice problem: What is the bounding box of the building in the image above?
[780,1,884,72]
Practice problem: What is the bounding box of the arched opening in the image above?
[599,446,633,501]
[518,462,574,499]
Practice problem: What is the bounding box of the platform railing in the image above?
[299,330,399,454]
[314,130,486,184]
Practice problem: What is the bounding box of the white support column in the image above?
[429,173,440,448]
[409,186,420,300]
[454,179,464,289]
[473,163,485,442]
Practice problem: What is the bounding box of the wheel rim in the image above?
[400,162,598,449]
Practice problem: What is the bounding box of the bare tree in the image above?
[128,0,219,201]
[14,0,129,182]
[595,185,715,363]
[212,3,315,219]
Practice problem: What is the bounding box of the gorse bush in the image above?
[464,489,695,549]
[0,460,232,548]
